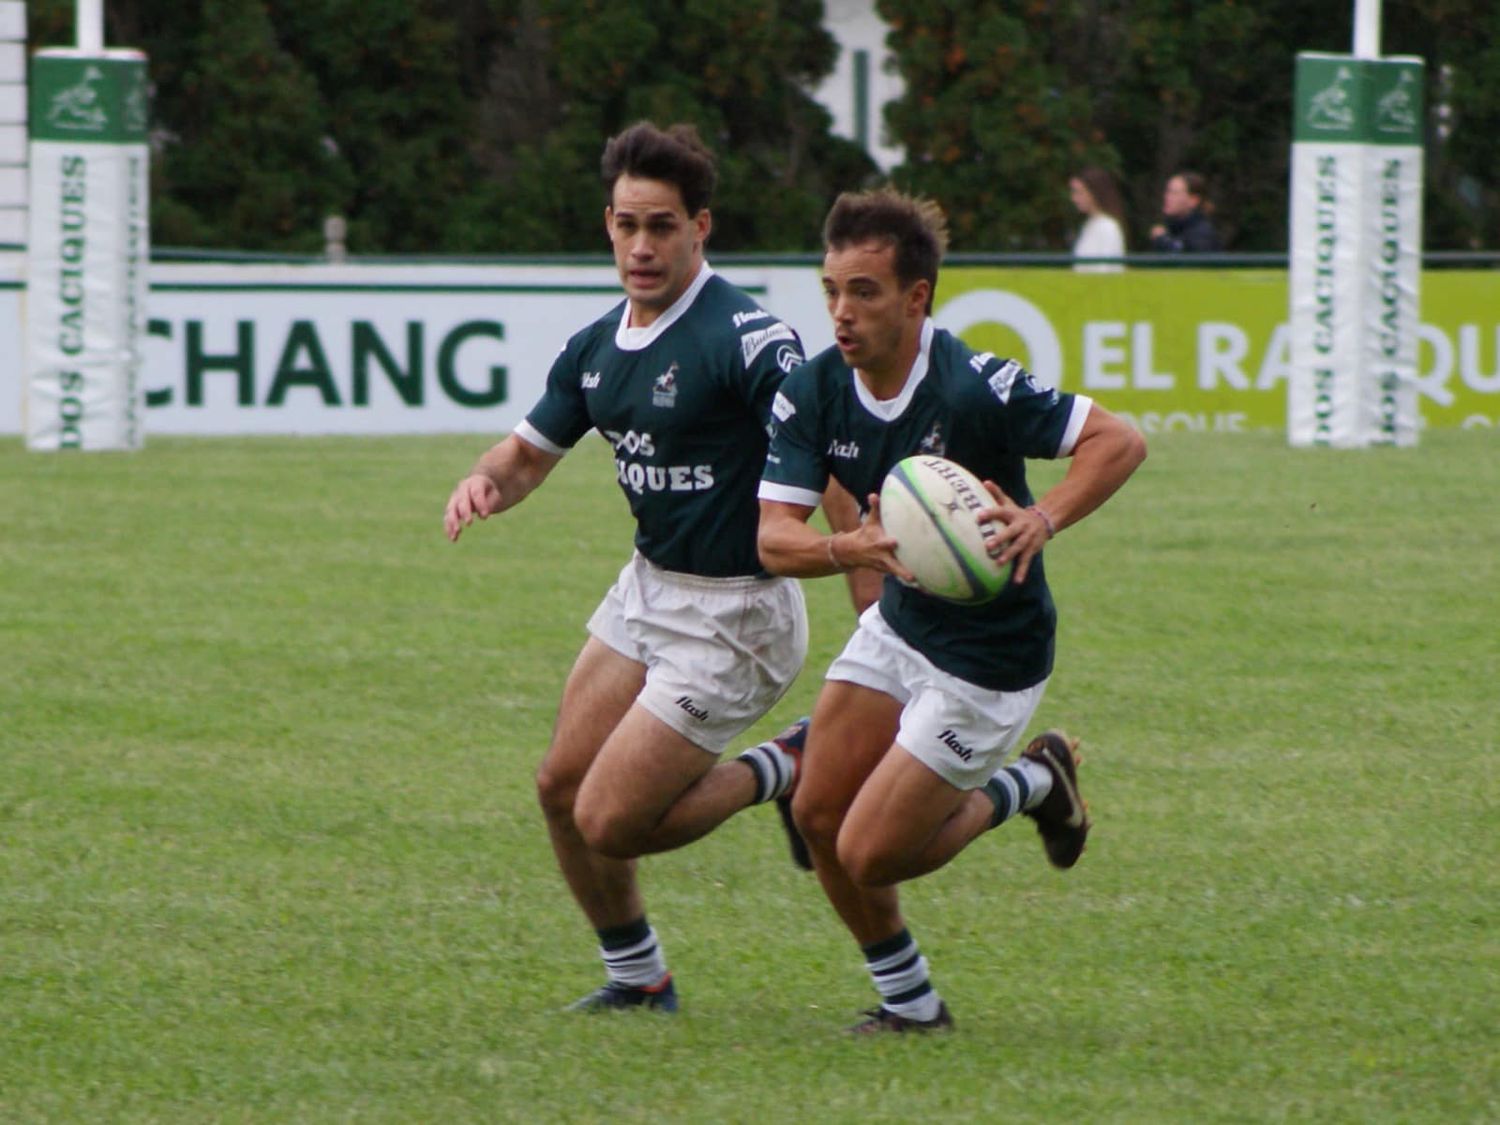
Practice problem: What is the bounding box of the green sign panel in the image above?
[1294,53,1425,146]
[932,268,1500,433]
[29,52,149,144]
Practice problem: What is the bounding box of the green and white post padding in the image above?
[1288,52,1424,448]
[25,48,149,451]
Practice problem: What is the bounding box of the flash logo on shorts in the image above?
[675,695,710,722]
[937,728,975,761]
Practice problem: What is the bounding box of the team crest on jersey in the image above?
[918,422,946,456]
[653,362,680,408]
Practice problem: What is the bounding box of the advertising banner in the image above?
[932,267,1499,433]
[1288,52,1424,448]
[934,269,1292,434]
[3,260,1499,436]
[134,263,662,435]
[25,49,149,451]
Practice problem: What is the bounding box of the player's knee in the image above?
[534,757,579,824]
[574,799,646,859]
[791,789,842,855]
[836,831,903,888]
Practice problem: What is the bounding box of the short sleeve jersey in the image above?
[760,320,1093,691]
[518,267,805,578]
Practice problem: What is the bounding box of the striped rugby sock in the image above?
[982,756,1053,829]
[863,927,943,1022]
[736,739,797,804]
[597,916,668,990]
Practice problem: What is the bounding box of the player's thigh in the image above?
[573,702,717,845]
[538,636,646,804]
[793,680,903,841]
[837,744,968,875]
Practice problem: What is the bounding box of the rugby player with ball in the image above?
[758,188,1147,1033]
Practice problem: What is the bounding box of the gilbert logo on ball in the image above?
[878,455,1010,604]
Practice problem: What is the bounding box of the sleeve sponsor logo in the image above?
[987,358,1024,403]
[733,309,771,328]
[741,322,797,367]
[771,391,796,421]
[776,343,804,373]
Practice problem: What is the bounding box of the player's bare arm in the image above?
[444,433,563,542]
[978,404,1147,582]
[758,496,915,584]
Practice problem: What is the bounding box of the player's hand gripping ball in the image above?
[878,455,1011,604]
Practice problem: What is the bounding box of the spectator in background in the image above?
[1069,166,1127,272]
[1149,171,1222,253]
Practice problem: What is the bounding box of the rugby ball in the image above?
[878,455,1010,604]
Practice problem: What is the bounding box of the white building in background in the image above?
[813,0,905,173]
[0,1,26,246]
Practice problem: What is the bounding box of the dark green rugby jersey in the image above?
[760,320,1092,691]
[517,267,805,577]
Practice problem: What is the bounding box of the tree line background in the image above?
[25,0,1500,255]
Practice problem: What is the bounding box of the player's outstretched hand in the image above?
[444,474,502,542]
[977,480,1050,584]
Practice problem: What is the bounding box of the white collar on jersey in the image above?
[615,264,715,352]
[852,317,935,421]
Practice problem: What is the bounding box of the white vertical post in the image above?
[1353,0,1380,59]
[77,0,105,52]
[0,2,27,246]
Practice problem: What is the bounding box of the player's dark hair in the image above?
[822,188,949,312]
[601,121,717,216]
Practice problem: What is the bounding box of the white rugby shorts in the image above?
[825,604,1048,789]
[588,552,808,753]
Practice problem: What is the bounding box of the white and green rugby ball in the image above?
[878,455,1010,604]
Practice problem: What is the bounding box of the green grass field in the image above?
[3,431,1496,1123]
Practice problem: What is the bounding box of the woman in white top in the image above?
[1069,166,1127,273]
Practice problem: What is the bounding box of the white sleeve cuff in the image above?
[1057,396,1094,457]
[758,480,824,509]
[513,419,569,456]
